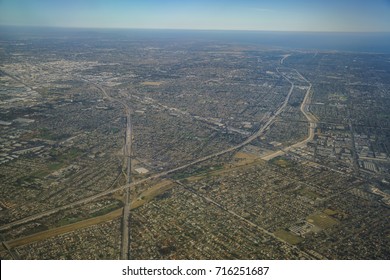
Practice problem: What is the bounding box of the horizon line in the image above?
[1,24,390,34]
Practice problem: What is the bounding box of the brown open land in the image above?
[272,157,292,168]
[2,180,174,250]
[2,160,269,251]
[140,81,164,86]
[233,152,260,166]
[131,179,174,208]
[307,212,340,229]
[4,208,123,250]
[185,157,267,183]
[274,229,303,245]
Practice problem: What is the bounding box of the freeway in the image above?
[261,68,318,161]
[0,60,325,259]
[72,80,133,259]
[89,81,132,259]
[0,69,34,91]
[0,209,123,253]
[121,109,132,260]
[121,189,130,259]
[280,54,291,65]
[0,68,296,232]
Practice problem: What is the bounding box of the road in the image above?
[120,189,130,259]
[74,80,132,259]
[0,209,123,253]
[121,109,132,260]
[176,180,315,259]
[261,68,318,161]
[0,69,34,91]
[0,69,296,232]
[0,62,325,259]
[90,82,132,259]
[280,54,291,65]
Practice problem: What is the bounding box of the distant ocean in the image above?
[1,26,390,53]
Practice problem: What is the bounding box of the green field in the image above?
[274,229,303,245]
[307,212,339,229]
[270,156,293,168]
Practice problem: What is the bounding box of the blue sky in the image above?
[0,0,389,32]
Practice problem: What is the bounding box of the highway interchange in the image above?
[1,54,320,259]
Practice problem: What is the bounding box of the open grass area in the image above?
[37,128,70,141]
[323,208,338,216]
[16,160,67,185]
[51,147,83,161]
[234,152,259,166]
[91,202,123,218]
[307,212,340,229]
[274,229,303,245]
[131,179,174,209]
[47,162,66,171]
[270,156,293,168]
[54,201,123,227]
[56,216,85,227]
[6,209,123,249]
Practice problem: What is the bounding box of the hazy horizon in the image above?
[2,24,390,33]
[1,0,389,32]
[2,25,390,54]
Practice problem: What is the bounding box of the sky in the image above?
[0,0,389,32]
